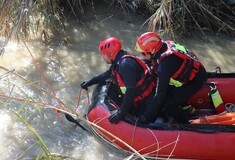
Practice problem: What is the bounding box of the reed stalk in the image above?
[0,0,234,41]
[0,0,64,41]
[144,0,235,36]
[103,0,235,36]
[0,65,148,160]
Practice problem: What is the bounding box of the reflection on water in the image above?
[182,34,235,72]
[0,4,234,160]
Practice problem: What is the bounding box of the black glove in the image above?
[81,81,91,90]
[138,115,149,124]
[108,110,125,124]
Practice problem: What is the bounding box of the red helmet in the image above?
[135,32,162,54]
[99,37,122,60]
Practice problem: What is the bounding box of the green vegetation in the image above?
[0,0,234,41]
[0,66,72,159]
[0,1,234,159]
[140,0,235,37]
[0,0,63,39]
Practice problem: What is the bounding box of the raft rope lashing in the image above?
[208,82,226,114]
[198,116,212,124]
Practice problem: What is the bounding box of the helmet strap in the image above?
[151,48,156,54]
[109,52,113,59]
[149,53,154,60]
[111,59,114,64]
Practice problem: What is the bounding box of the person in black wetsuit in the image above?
[81,37,156,124]
[135,32,207,124]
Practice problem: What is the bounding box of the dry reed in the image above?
[140,0,235,37]
[102,0,235,37]
[0,0,234,42]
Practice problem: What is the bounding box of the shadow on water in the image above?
[0,1,234,160]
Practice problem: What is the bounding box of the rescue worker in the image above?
[135,32,207,123]
[81,37,156,124]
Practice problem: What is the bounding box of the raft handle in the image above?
[209,82,217,90]
[211,67,221,73]
[204,82,217,90]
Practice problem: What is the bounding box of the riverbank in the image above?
[0,1,234,160]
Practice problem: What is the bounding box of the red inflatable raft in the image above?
[86,71,235,160]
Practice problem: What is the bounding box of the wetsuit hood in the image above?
[113,49,126,65]
[152,41,167,61]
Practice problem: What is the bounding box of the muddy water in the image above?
[0,3,234,160]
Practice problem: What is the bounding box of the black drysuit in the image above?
[142,43,207,123]
[82,50,154,123]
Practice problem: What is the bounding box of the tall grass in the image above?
[0,0,64,41]
[0,65,146,160]
[76,0,235,37]
[134,0,235,37]
[0,0,234,42]
[104,0,234,36]
[0,67,68,159]
[0,63,147,159]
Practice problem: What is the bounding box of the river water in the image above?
[0,2,234,160]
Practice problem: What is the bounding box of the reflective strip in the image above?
[179,104,196,115]
[143,37,160,46]
[120,86,126,94]
[174,43,187,53]
[135,42,144,52]
[169,78,182,87]
[211,90,223,108]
